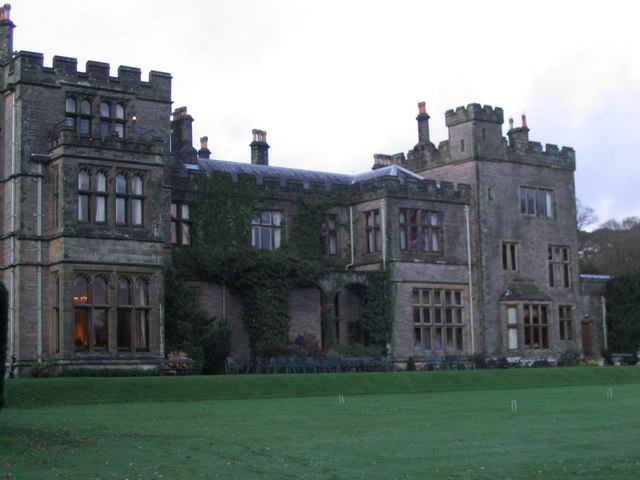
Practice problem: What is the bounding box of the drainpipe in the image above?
[380,198,387,269]
[345,206,354,269]
[36,161,43,361]
[601,296,607,351]
[31,153,52,363]
[9,91,17,361]
[465,205,475,357]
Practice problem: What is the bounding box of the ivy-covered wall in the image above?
[168,172,394,357]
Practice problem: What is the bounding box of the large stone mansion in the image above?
[0,5,607,374]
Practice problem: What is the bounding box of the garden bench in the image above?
[160,359,202,376]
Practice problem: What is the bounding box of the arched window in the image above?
[73,274,109,352]
[65,97,76,113]
[79,99,92,135]
[99,100,125,138]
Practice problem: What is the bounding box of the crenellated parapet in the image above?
[4,51,171,99]
[506,140,575,170]
[445,103,504,126]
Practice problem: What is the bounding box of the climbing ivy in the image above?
[354,268,394,353]
[170,172,394,357]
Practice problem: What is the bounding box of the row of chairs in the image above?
[421,355,467,371]
[225,356,395,374]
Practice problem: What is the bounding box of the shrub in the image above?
[405,357,417,371]
[558,349,581,367]
[472,353,487,369]
[31,361,55,378]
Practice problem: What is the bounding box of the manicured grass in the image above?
[4,366,640,408]
[1,368,640,479]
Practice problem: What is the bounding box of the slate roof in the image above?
[194,157,424,187]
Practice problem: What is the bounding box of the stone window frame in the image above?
[412,286,466,353]
[503,301,551,352]
[73,273,110,352]
[116,275,151,352]
[501,241,519,272]
[77,166,146,227]
[251,210,282,250]
[65,96,93,135]
[50,273,61,354]
[548,245,571,288]
[519,186,554,218]
[321,213,338,256]
[170,201,192,246]
[559,305,574,341]
[99,100,126,139]
[364,209,381,253]
[399,208,442,253]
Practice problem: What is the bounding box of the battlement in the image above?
[6,51,171,98]
[445,103,504,126]
[507,140,576,170]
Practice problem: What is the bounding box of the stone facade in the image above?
[0,6,609,375]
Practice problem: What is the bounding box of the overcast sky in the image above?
[12,0,640,225]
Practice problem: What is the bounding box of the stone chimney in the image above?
[170,107,197,164]
[0,4,15,61]
[416,101,431,145]
[250,129,269,165]
[372,153,392,170]
[507,113,530,145]
[198,136,211,159]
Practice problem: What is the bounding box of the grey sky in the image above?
[13,0,640,224]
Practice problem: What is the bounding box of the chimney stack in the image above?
[170,107,197,164]
[0,4,15,61]
[507,112,530,145]
[416,101,431,145]
[372,153,392,169]
[250,129,269,165]
[198,136,211,159]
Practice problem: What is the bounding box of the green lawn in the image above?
[2,369,640,479]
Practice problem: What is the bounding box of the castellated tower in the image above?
[0,5,173,374]
[444,103,505,162]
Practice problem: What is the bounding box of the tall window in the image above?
[73,274,109,352]
[131,174,144,226]
[412,287,464,352]
[252,211,282,250]
[77,169,91,222]
[559,305,574,340]
[548,246,571,288]
[171,202,191,246]
[117,277,150,351]
[365,210,381,253]
[399,208,441,253]
[99,101,126,139]
[51,274,60,354]
[51,167,60,228]
[502,241,518,271]
[95,171,108,223]
[519,186,554,217]
[507,306,518,349]
[321,214,338,255]
[115,173,128,224]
